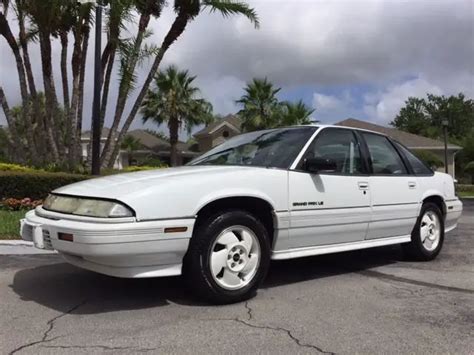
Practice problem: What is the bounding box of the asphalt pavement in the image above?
[0,200,473,354]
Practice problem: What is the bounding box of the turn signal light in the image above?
[58,233,74,242]
[164,227,188,233]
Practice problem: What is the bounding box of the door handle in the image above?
[358,182,369,190]
[408,181,417,189]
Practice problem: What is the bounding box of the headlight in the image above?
[43,194,134,218]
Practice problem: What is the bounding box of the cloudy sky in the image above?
[1,0,473,136]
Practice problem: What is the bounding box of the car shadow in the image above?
[11,245,403,314]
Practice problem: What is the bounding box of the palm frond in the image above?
[203,0,259,28]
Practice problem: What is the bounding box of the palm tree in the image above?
[140,66,213,166]
[101,0,259,168]
[281,100,315,126]
[237,78,282,132]
[121,135,142,167]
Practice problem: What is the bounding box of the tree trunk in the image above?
[38,30,60,162]
[0,86,23,160]
[16,6,45,164]
[100,13,151,167]
[127,151,133,167]
[100,45,116,130]
[169,117,179,167]
[102,11,191,168]
[17,6,36,97]
[0,11,31,162]
[0,11,28,102]
[74,25,90,166]
[59,31,70,109]
[67,20,86,169]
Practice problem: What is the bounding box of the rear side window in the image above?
[361,133,407,175]
[394,142,433,175]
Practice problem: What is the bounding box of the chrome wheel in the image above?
[210,225,261,290]
[420,211,440,251]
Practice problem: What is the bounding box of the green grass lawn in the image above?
[0,210,26,240]
[458,191,474,198]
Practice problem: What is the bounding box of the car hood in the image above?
[53,165,289,220]
[55,166,255,197]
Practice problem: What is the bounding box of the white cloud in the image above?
[363,74,473,124]
[313,93,343,111]
[363,77,443,123]
[312,91,362,123]
[167,0,473,87]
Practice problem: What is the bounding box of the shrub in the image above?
[135,156,168,168]
[0,163,39,172]
[122,165,162,172]
[456,184,474,193]
[0,171,89,200]
[1,198,43,211]
[464,161,474,184]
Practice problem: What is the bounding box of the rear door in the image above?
[288,128,371,248]
[360,132,421,239]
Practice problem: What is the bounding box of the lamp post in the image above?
[78,0,102,175]
[442,119,449,174]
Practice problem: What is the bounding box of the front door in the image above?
[288,128,371,248]
[360,132,421,239]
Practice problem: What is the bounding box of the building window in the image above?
[223,130,229,138]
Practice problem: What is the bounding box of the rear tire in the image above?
[184,210,271,304]
[402,202,444,261]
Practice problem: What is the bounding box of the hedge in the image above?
[0,163,40,172]
[456,184,474,193]
[0,171,89,200]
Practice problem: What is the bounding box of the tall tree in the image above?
[140,66,213,166]
[0,0,258,171]
[0,2,31,160]
[99,0,135,130]
[22,0,65,160]
[391,93,474,140]
[391,97,429,136]
[391,92,474,180]
[237,78,282,132]
[281,100,315,126]
[101,0,259,168]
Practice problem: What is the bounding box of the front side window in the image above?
[190,127,317,169]
[298,128,365,174]
[362,133,407,175]
[394,142,433,175]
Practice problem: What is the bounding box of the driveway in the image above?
[1,200,473,354]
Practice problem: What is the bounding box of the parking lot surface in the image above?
[1,200,473,354]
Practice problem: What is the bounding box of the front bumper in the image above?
[445,198,463,232]
[21,207,195,278]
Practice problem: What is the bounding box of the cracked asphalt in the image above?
[1,200,473,354]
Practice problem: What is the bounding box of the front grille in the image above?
[42,229,54,250]
[22,224,34,241]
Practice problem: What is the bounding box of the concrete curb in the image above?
[0,240,33,246]
[0,240,56,255]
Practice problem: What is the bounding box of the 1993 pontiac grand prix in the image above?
[21,125,463,303]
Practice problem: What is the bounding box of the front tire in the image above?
[403,202,444,261]
[185,210,271,304]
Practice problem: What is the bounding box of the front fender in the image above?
[193,189,278,216]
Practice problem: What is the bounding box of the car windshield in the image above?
[190,127,317,169]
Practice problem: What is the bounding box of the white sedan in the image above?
[21,125,463,303]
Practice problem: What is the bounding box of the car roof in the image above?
[283,124,390,137]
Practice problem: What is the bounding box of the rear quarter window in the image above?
[394,142,434,175]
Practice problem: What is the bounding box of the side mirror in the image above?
[304,157,337,174]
